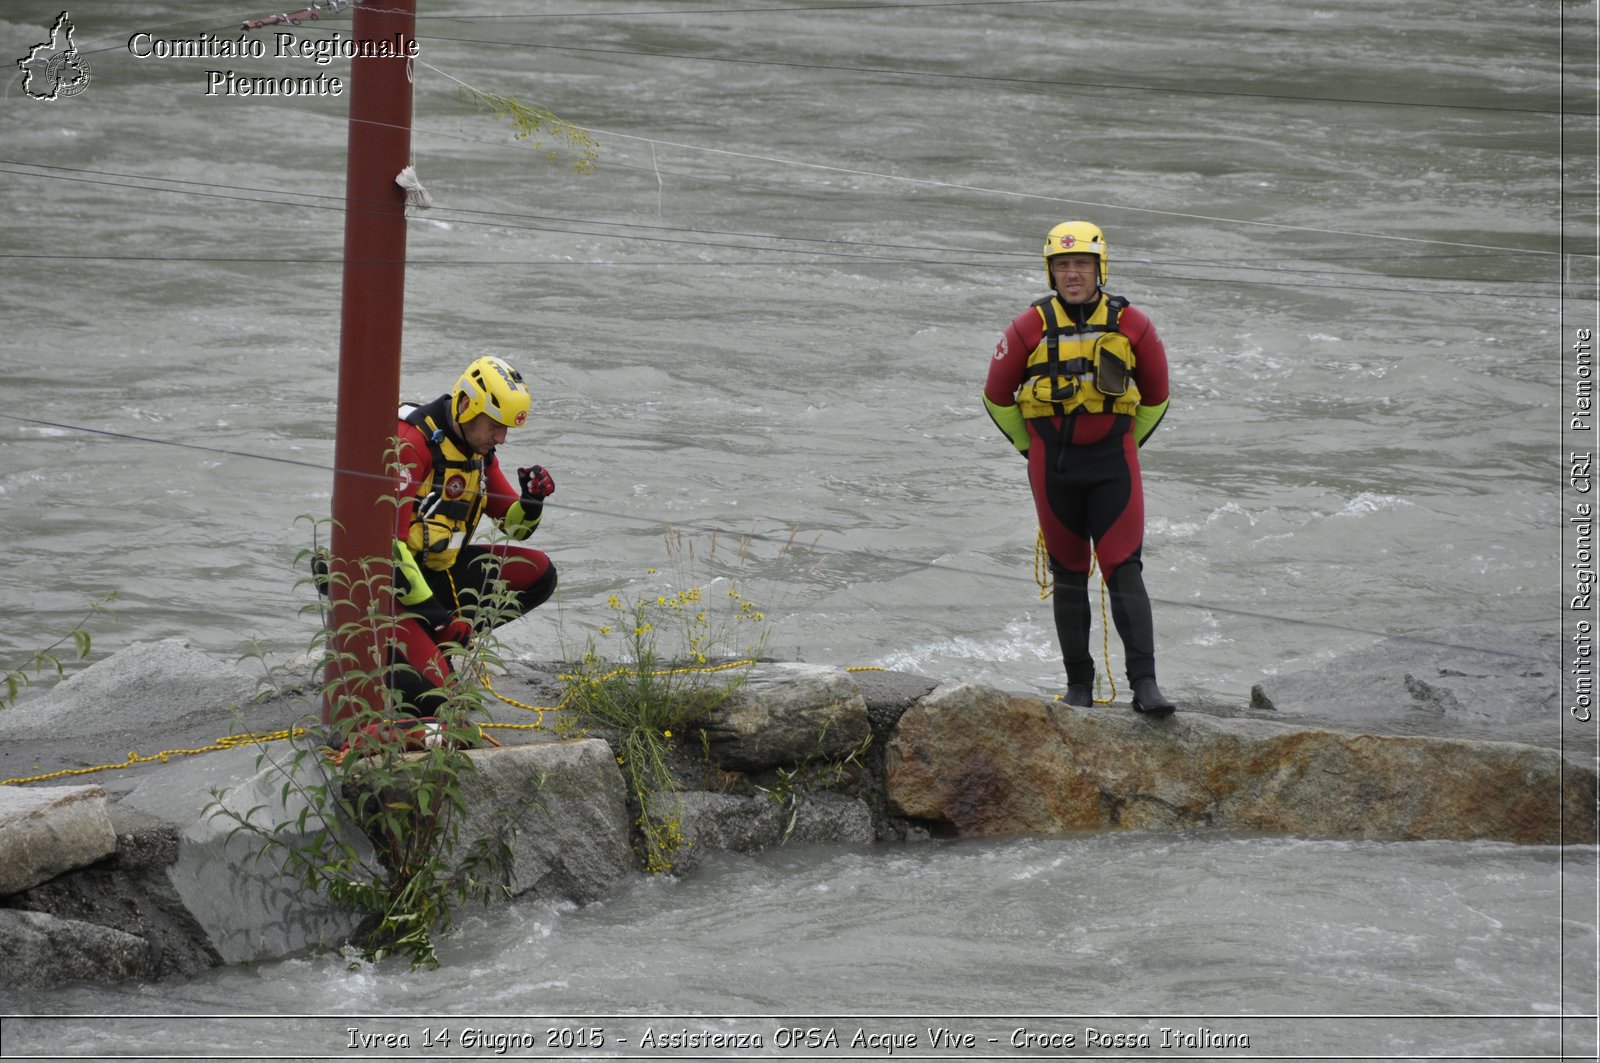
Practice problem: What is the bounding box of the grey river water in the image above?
[1,0,1596,1058]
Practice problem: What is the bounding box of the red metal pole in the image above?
[325,0,418,725]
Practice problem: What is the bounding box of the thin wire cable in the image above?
[6,30,1562,273]
[1,160,1572,301]
[53,12,1556,258]
[54,3,1561,121]
[0,412,1547,662]
[413,33,1563,118]
[420,0,1095,20]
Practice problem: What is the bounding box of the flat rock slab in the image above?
[887,682,1597,845]
[0,784,116,896]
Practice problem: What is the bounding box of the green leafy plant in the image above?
[208,502,531,970]
[558,533,773,873]
[2,592,116,709]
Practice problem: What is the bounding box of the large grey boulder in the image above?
[0,784,116,896]
[452,738,634,904]
[671,791,786,856]
[664,789,875,873]
[4,803,220,982]
[0,909,148,989]
[0,638,260,741]
[701,663,872,771]
[170,746,370,965]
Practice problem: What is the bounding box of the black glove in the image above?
[408,599,473,647]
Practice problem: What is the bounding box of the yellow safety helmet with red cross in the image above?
[1042,220,1108,288]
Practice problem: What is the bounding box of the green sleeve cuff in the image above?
[392,539,434,606]
[1133,398,1169,447]
[504,500,542,541]
[983,395,1030,453]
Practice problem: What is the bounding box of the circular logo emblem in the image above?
[514,411,527,427]
[1060,234,1076,249]
[47,53,92,97]
[444,473,468,500]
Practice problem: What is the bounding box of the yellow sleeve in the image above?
[983,395,1030,453]
[1133,398,1169,447]
[502,499,542,541]
[392,540,434,606]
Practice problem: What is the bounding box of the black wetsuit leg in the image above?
[1035,416,1158,685]
[1105,555,1158,683]
[1048,560,1095,687]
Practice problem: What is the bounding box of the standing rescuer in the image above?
[983,221,1176,715]
[387,355,558,716]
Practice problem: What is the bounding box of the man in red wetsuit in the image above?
[387,355,558,716]
[983,221,1176,715]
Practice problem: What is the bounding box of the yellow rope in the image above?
[0,728,306,787]
[1034,529,1118,705]
[2,582,895,788]
[475,664,551,729]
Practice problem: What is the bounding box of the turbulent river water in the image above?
[2,0,1596,1058]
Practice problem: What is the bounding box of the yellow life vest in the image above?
[401,403,488,572]
[1015,294,1142,419]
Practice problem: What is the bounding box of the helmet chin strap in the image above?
[1056,286,1103,324]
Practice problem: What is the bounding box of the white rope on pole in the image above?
[395,165,432,210]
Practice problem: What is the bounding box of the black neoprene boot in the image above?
[1131,676,1176,716]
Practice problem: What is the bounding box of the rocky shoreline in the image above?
[2,630,1593,991]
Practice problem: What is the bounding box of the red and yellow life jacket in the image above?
[1015,294,1142,419]
[400,403,488,572]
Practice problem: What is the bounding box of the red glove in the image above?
[517,464,555,503]
[438,617,474,648]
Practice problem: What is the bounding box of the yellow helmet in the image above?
[453,356,531,428]
[1043,220,1108,288]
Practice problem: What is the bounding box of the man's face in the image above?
[1049,254,1100,303]
[459,412,508,455]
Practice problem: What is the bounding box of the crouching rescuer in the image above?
[385,355,558,717]
[983,221,1176,715]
